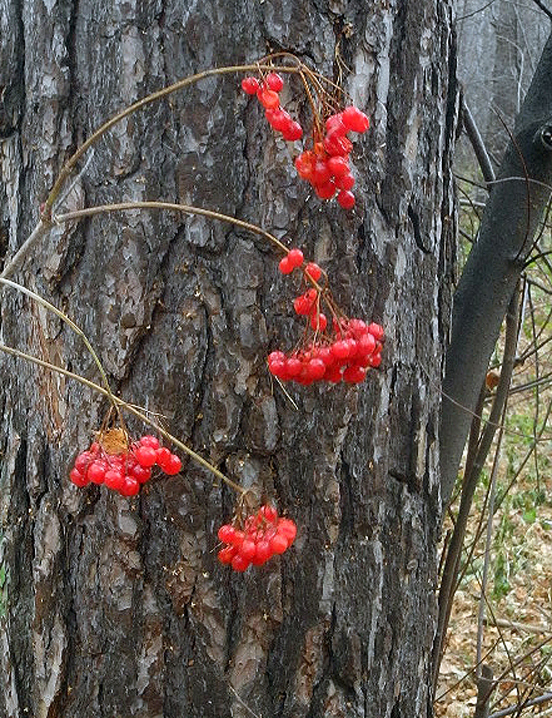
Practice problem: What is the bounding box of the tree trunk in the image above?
[0,2,456,717]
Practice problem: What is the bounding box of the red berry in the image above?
[332,340,350,360]
[325,113,347,135]
[281,121,303,141]
[367,323,385,341]
[337,190,356,209]
[131,465,152,484]
[278,256,294,274]
[104,469,125,491]
[155,446,172,467]
[357,332,377,359]
[305,358,326,381]
[74,451,92,474]
[218,524,236,543]
[70,468,88,487]
[241,76,260,95]
[261,504,278,523]
[304,262,322,281]
[348,318,368,337]
[286,357,302,377]
[231,553,251,572]
[239,539,257,561]
[134,445,157,468]
[119,476,140,497]
[369,352,382,368]
[265,72,284,92]
[268,350,286,364]
[163,454,182,476]
[327,156,350,176]
[268,360,287,379]
[318,346,335,366]
[252,540,272,565]
[295,151,315,181]
[335,173,355,191]
[277,518,297,544]
[341,106,370,133]
[325,365,344,383]
[270,534,289,555]
[294,294,312,315]
[287,248,304,268]
[265,108,288,131]
[218,546,236,565]
[140,435,160,449]
[346,338,359,358]
[258,88,280,110]
[87,461,107,485]
[313,159,331,186]
[310,312,327,331]
[343,365,366,383]
[315,181,336,200]
[323,133,352,156]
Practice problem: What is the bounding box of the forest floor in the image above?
[434,448,552,717]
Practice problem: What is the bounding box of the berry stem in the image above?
[43,62,305,217]
[0,277,122,422]
[0,342,246,496]
[54,201,292,256]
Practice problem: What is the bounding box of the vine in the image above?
[0,54,382,573]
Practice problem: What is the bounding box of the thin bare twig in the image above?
[0,342,245,495]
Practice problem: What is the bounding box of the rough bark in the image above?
[0,1,456,717]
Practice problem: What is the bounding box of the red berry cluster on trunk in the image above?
[268,318,383,385]
[294,107,369,209]
[269,247,384,385]
[217,504,297,571]
[69,433,182,496]
[241,73,303,141]
[241,71,370,210]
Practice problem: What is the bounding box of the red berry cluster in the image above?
[268,247,384,384]
[241,72,369,210]
[217,504,297,572]
[241,73,303,141]
[268,318,383,385]
[69,434,182,496]
[294,106,369,209]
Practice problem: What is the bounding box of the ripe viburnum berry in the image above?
[304,262,322,281]
[287,248,304,268]
[282,121,303,141]
[241,76,260,95]
[162,453,182,475]
[135,445,157,468]
[278,256,294,274]
[265,72,284,92]
[69,433,182,496]
[69,468,88,487]
[337,190,355,209]
[341,105,370,133]
[217,505,297,571]
[258,88,280,110]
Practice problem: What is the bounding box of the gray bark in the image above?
[440,30,552,504]
[456,0,550,166]
[0,1,456,717]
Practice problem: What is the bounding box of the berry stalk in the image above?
[0,341,246,496]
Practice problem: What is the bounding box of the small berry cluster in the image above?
[69,434,182,496]
[268,318,383,385]
[294,106,369,209]
[217,504,297,572]
[241,71,369,209]
[241,72,303,141]
[269,247,384,385]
